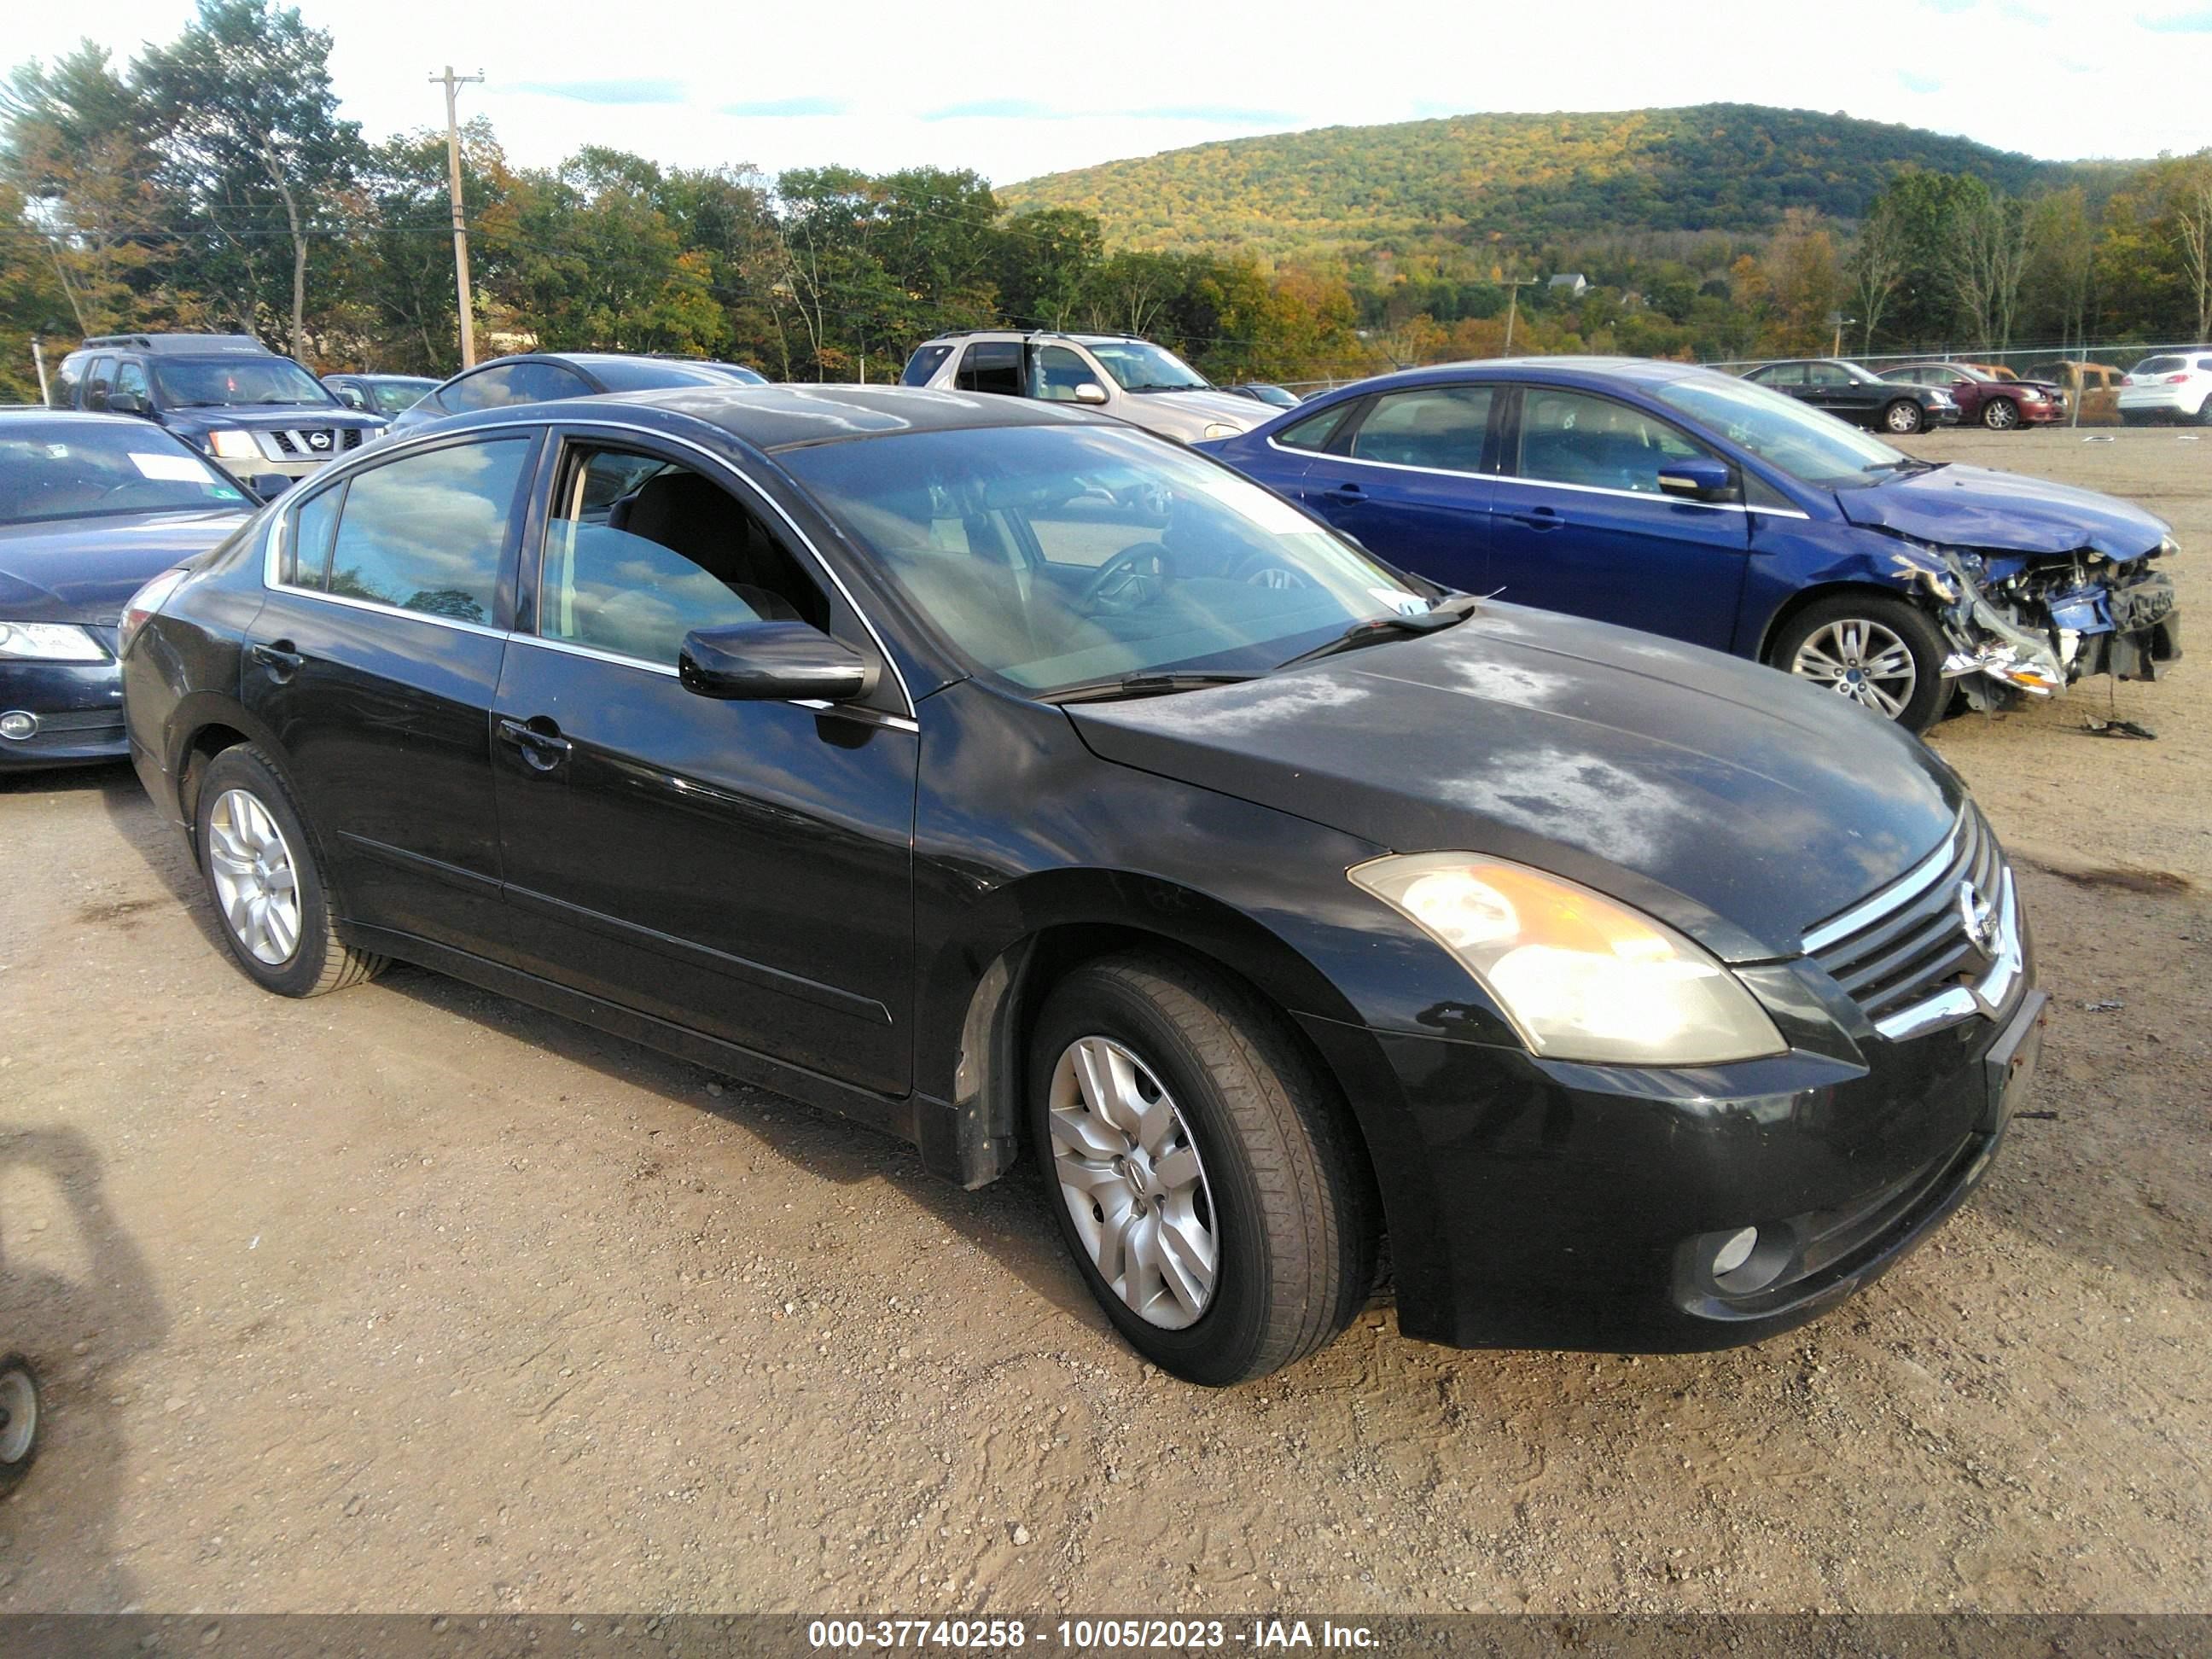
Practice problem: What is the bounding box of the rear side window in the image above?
[900,344,953,387]
[445,361,591,411]
[2197,358,2212,373]
[324,438,532,624]
[2136,356,2185,375]
[1348,386,1495,473]
[955,342,1024,397]
[51,357,85,409]
[283,481,345,588]
[1272,400,1357,452]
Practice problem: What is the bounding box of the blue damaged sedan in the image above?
[1202,358,2180,731]
[0,411,254,770]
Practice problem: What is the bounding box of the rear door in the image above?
[489,428,919,1095]
[953,341,1026,399]
[1288,382,1499,592]
[241,430,537,952]
[1487,384,1753,650]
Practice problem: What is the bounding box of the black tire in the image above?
[2121,410,2156,428]
[0,1355,40,1493]
[194,745,385,998]
[2196,399,2212,427]
[1881,399,1925,435]
[1027,952,1376,1386]
[1768,594,1951,733]
[1982,397,2020,431]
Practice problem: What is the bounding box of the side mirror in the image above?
[678,620,874,703]
[248,472,294,501]
[1073,381,1109,405]
[1656,456,1738,503]
[335,387,365,409]
[110,391,149,416]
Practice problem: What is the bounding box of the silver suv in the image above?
[899,331,1266,444]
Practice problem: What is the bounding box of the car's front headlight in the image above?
[1349,853,1787,1066]
[1202,422,1242,440]
[0,620,108,662]
[207,429,261,459]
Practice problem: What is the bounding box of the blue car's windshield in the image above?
[1655,374,1909,490]
[782,424,1429,694]
[0,421,248,525]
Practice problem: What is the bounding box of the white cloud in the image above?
[12,0,2209,186]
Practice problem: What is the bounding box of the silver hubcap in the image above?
[208,789,303,966]
[1988,402,2017,428]
[1887,404,1918,432]
[0,1367,36,1464]
[1792,619,1918,719]
[1047,1036,1218,1330]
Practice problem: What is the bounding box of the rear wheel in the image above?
[1982,398,2020,430]
[195,746,385,998]
[0,1355,39,1493]
[1770,595,1949,732]
[1882,399,1925,435]
[2196,398,2212,427]
[1028,952,1375,1386]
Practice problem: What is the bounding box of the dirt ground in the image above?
[0,428,2206,1618]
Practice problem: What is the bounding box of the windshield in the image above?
[781,424,1429,694]
[0,421,249,525]
[1654,374,1910,490]
[154,357,335,409]
[364,378,435,416]
[1085,341,1210,393]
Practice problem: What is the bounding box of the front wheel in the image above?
[1882,399,1925,434]
[1770,596,1951,732]
[0,1355,40,1493]
[195,745,386,998]
[1982,398,2020,431]
[1028,953,1376,1385]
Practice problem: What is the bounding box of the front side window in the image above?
[444,362,591,411]
[782,424,1426,694]
[1348,386,1495,473]
[1654,373,1909,490]
[538,445,826,667]
[955,342,1025,397]
[1031,346,1097,402]
[1803,363,1849,387]
[1517,389,1711,496]
[901,344,953,387]
[0,420,248,526]
[320,438,531,623]
[113,361,151,410]
[151,357,334,409]
[365,381,435,416]
[1273,400,1356,452]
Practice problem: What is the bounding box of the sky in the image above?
[10,0,2212,186]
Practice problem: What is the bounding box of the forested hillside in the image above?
[1000,104,2087,258]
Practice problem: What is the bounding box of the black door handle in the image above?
[250,640,304,680]
[497,716,573,772]
[1327,481,1365,499]
[1509,508,1566,532]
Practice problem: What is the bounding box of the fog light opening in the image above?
[0,711,38,742]
[1711,1226,1759,1277]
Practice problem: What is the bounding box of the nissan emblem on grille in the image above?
[308,430,331,451]
[1958,880,1999,956]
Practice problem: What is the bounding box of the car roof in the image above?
[426,383,1113,452]
[1295,357,1732,399]
[69,333,271,358]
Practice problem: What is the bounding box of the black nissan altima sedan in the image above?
[119,385,2046,1384]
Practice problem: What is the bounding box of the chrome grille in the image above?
[1802,809,2021,1039]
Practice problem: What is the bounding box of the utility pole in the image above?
[29,337,49,405]
[431,66,485,367]
[1500,277,1534,356]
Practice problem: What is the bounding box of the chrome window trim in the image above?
[259,413,918,720]
[507,631,678,678]
[1800,818,1965,954]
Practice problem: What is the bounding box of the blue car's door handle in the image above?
[1509,507,1566,532]
[1324,481,1365,499]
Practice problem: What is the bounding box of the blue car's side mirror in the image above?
[1656,456,1738,503]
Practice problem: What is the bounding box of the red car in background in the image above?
[1881,362,2066,430]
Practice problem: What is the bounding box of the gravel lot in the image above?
[0,428,2206,1616]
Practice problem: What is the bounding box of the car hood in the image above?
[1120,388,1266,433]
[166,403,384,430]
[0,509,246,625]
[1068,605,1965,963]
[1838,463,2168,559]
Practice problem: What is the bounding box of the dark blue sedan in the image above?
[0,412,253,770]
[1201,358,2180,730]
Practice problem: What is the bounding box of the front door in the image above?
[1487,385,1753,651]
[240,431,535,950]
[490,432,919,1096]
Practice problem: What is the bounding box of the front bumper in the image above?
[0,649,127,770]
[1297,963,2045,1353]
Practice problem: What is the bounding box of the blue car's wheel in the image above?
[1771,596,1948,732]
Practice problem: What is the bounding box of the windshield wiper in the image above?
[1270,594,1482,672]
[1864,457,1948,476]
[1040,672,1258,705]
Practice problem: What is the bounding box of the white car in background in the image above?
[899,331,1269,445]
[2118,352,2212,425]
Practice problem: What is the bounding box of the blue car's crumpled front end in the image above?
[1842,463,2180,705]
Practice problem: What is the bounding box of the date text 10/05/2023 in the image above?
[806,1619,1379,1650]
